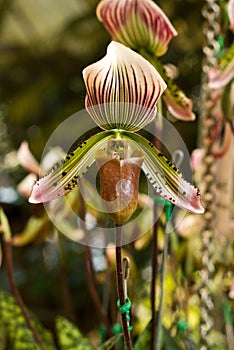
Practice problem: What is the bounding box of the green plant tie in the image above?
[112,323,122,334]
[217,35,224,58]
[165,202,173,222]
[223,301,233,326]
[117,298,133,331]
[177,320,189,337]
[99,326,107,343]
[153,197,173,222]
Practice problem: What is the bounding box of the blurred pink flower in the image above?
[229,281,234,299]
[208,43,234,89]
[191,149,204,173]
[205,89,233,157]
[97,0,177,57]
[228,0,234,31]
[17,141,65,199]
[175,211,203,238]
[17,141,40,175]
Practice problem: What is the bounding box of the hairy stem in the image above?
[4,238,46,350]
[115,224,132,350]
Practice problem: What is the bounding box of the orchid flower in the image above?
[29,42,204,219]
[96,0,177,57]
[96,0,195,121]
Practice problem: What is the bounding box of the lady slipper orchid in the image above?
[29,42,204,218]
[96,0,177,57]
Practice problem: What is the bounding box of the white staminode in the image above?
[83,41,167,131]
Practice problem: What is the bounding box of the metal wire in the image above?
[199,0,220,348]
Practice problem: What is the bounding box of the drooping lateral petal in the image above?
[160,66,196,121]
[83,41,166,131]
[143,54,195,120]
[123,131,204,214]
[162,89,195,121]
[96,0,177,56]
[29,130,115,203]
[208,42,234,89]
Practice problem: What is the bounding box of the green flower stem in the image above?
[156,227,170,350]
[115,224,133,350]
[150,113,162,350]
[139,49,166,81]
[150,205,159,350]
[3,238,47,350]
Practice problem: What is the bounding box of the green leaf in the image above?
[134,321,182,350]
[123,131,204,214]
[12,215,49,246]
[133,321,151,350]
[0,208,12,240]
[0,290,56,350]
[56,316,94,350]
[0,319,7,350]
[97,334,123,350]
[161,327,182,350]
